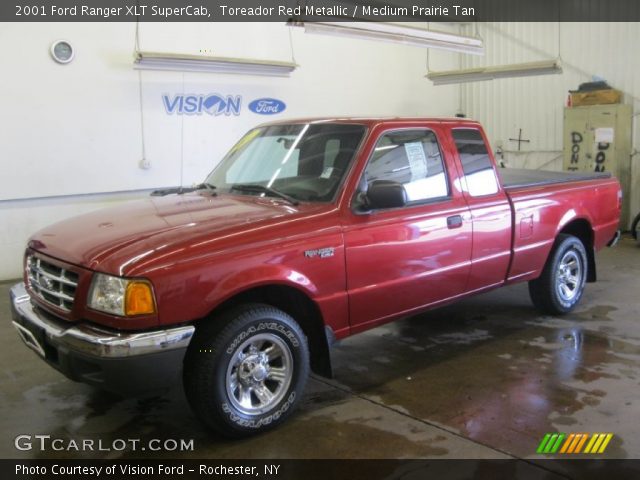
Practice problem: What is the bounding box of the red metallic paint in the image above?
[25,118,621,337]
[445,124,513,293]
[506,180,620,282]
[342,121,473,332]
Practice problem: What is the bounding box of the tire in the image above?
[183,304,309,438]
[528,234,588,315]
[632,212,640,240]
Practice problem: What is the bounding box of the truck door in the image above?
[343,126,472,333]
[449,127,512,292]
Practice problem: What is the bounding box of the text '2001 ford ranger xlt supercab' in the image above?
[11,118,621,437]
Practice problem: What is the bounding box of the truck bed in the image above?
[499,168,611,190]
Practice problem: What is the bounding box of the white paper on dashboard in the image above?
[404,142,427,181]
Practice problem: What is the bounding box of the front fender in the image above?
[205,265,319,309]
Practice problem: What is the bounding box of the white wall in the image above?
[456,22,640,223]
[0,22,460,280]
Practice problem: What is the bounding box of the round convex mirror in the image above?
[50,40,74,64]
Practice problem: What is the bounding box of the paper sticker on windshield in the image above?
[404,142,427,181]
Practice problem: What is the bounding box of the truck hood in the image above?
[28,193,326,275]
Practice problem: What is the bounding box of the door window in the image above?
[362,129,449,203]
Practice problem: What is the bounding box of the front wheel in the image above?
[183,304,310,438]
[528,234,588,315]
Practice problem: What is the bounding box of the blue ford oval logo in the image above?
[248,98,286,115]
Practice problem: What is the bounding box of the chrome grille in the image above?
[27,255,79,312]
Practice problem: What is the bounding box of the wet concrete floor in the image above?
[1,237,639,467]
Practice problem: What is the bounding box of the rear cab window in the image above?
[452,128,500,197]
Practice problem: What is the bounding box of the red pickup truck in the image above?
[11,118,621,437]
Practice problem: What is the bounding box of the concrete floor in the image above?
[1,237,639,465]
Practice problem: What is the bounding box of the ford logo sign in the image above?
[248,98,286,115]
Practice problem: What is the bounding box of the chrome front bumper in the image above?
[11,282,194,358]
[10,282,195,394]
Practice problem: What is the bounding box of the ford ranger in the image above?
[10,118,621,437]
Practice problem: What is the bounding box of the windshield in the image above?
[205,123,366,202]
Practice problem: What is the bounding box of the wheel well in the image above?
[203,285,332,378]
[560,219,596,282]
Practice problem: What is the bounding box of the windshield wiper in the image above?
[150,183,216,197]
[195,182,217,193]
[230,184,299,206]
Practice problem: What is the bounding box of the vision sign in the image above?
[162,94,242,116]
[162,94,287,116]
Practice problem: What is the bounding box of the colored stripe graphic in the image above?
[567,434,582,453]
[598,433,613,453]
[584,434,599,453]
[560,433,575,453]
[536,433,552,454]
[544,434,559,453]
[574,433,588,453]
[585,433,614,454]
[540,433,614,454]
[550,433,565,453]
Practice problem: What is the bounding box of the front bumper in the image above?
[10,283,194,395]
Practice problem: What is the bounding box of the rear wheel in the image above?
[528,234,588,315]
[183,304,309,438]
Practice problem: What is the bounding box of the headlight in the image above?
[88,273,156,316]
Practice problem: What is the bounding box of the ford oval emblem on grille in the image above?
[248,98,286,115]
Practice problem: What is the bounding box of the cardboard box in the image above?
[570,89,622,106]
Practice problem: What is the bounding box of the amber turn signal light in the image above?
[125,281,156,316]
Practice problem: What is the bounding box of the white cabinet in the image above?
[563,104,633,229]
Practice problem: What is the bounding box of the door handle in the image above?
[447,215,463,229]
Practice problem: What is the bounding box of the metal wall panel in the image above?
[452,22,640,225]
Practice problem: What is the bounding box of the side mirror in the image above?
[365,180,407,210]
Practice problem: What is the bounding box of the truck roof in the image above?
[257,117,482,128]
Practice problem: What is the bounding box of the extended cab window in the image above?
[452,129,499,196]
[362,129,449,203]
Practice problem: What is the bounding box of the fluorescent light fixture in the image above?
[427,60,562,85]
[133,51,298,77]
[295,22,484,55]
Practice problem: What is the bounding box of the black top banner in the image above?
[3,0,640,22]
